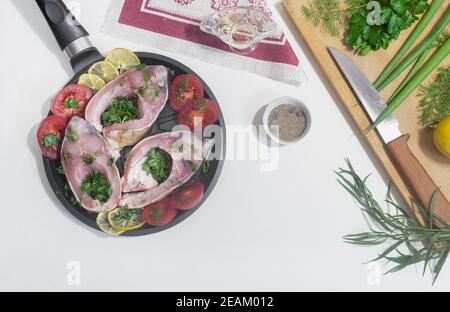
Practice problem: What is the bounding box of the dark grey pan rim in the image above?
[43,52,226,236]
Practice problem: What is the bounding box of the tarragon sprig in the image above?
[337,159,450,285]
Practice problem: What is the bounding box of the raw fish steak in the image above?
[61,117,122,213]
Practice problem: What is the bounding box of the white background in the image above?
[0,0,447,291]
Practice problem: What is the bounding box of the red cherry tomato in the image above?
[169,181,205,211]
[178,98,219,131]
[37,115,68,160]
[143,198,177,227]
[169,74,204,112]
[51,84,93,119]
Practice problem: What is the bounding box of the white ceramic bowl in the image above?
[262,96,311,145]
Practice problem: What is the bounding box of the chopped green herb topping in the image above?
[82,154,95,165]
[202,160,210,174]
[64,98,80,109]
[101,96,139,126]
[142,148,172,184]
[81,172,112,203]
[42,134,59,148]
[107,158,115,168]
[63,152,72,160]
[186,160,197,172]
[66,129,79,141]
[134,64,146,71]
[56,165,65,175]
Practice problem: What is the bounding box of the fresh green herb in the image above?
[101,96,139,126]
[134,64,146,71]
[176,77,189,101]
[42,134,59,148]
[109,206,143,228]
[81,172,112,203]
[375,5,450,91]
[142,149,172,184]
[302,0,430,54]
[186,160,197,172]
[64,98,80,109]
[95,151,103,157]
[301,0,351,37]
[338,159,450,285]
[374,0,444,87]
[56,165,65,175]
[347,0,429,55]
[63,152,72,160]
[202,160,210,174]
[151,207,163,222]
[66,129,79,141]
[64,183,79,206]
[107,158,115,168]
[417,65,450,128]
[370,37,450,131]
[82,154,95,165]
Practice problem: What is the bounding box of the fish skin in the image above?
[84,65,169,156]
[120,131,212,208]
[61,117,122,213]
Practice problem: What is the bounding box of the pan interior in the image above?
[43,52,226,236]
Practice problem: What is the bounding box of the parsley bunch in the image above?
[347,0,429,55]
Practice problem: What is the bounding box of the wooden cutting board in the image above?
[283,0,450,224]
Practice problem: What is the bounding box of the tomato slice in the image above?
[37,115,68,160]
[169,181,205,211]
[143,197,177,227]
[51,84,93,119]
[169,74,204,112]
[178,98,219,131]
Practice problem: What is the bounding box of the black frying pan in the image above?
[36,0,226,236]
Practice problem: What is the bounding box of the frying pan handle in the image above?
[35,0,102,72]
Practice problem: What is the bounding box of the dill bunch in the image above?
[301,0,345,37]
[417,65,450,128]
[301,0,369,37]
[338,159,450,285]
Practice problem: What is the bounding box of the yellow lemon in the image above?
[88,61,119,83]
[78,74,106,90]
[105,48,140,74]
[434,116,450,158]
[108,207,145,231]
[96,212,126,236]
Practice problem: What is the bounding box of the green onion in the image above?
[376,5,450,91]
[388,48,431,102]
[370,37,450,131]
[373,0,445,88]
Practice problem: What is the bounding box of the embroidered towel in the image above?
[101,0,306,84]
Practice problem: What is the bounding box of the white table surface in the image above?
[0,0,446,292]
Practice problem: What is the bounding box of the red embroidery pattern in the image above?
[210,0,239,11]
[173,0,195,5]
[248,0,272,15]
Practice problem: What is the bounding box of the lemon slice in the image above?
[105,48,141,73]
[108,207,145,231]
[88,61,119,83]
[78,74,106,90]
[97,212,126,236]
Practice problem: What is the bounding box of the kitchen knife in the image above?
[328,47,450,223]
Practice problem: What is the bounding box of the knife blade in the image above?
[328,48,401,144]
[328,47,450,224]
